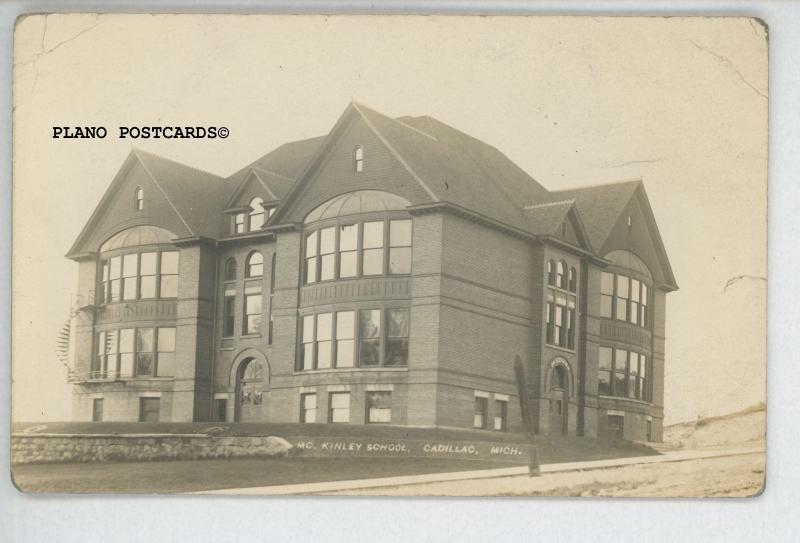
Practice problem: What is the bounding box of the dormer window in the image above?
[134,187,144,210]
[249,197,265,231]
[354,146,364,173]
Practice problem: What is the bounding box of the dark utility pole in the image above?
[514,355,540,476]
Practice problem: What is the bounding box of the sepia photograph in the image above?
[10,13,767,498]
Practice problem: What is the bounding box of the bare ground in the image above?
[328,444,766,497]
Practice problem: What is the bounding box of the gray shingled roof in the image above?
[548,180,641,251]
[69,103,672,288]
[133,150,230,239]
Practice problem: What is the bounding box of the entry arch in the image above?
[229,348,271,422]
[545,357,574,436]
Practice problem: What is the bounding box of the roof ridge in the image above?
[553,178,642,193]
[523,199,575,210]
[132,148,224,179]
[393,117,438,141]
[353,101,438,141]
[250,165,295,182]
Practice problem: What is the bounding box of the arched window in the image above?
[547,260,555,286]
[568,267,577,293]
[246,251,263,278]
[556,261,566,289]
[551,365,567,390]
[249,197,265,231]
[354,146,364,173]
[224,258,237,282]
[134,187,144,210]
[241,359,265,382]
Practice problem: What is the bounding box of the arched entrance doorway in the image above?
[234,357,268,422]
[549,364,569,435]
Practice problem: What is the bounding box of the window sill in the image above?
[86,376,175,382]
[598,394,654,407]
[597,316,651,331]
[240,333,262,339]
[294,366,409,375]
[304,273,412,287]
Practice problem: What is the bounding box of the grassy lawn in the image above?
[11,427,657,494]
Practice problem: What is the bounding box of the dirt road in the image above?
[327,444,765,497]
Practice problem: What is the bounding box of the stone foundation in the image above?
[11,433,293,465]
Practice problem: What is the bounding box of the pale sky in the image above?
[12,14,767,424]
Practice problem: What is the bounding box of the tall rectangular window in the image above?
[388,219,412,274]
[139,397,160,422]
[305,231,318,284]
[122,253,138,301]
[628,352,639,399]
[641,356,649,402]
[156,327,176,377]
[359,309,381,366]
[600,272,614,318]
[362,221,384,276]
[301,315,315,370]
[366,391,391,423]
[319,227,336,281]
[94,331,106,378]
[494,399,508,431]
[640,284,649,327]
[223,293,235,337]
[160,251,179,298]
[554,300,564,347]
[301,393,317,423]
[385,309,409,366]
[546,294,554,345]
[598,347,612,395]
[615,275,629,321]
[329,392,350,423]
[119,329,134,376]
[109,256,122,303]
[338,224,358,278]
[613,348,628,396]
[92,398,104,422]
[105,330,119,378]
[98,261,109,304]
[567,298,576,349]
[335,311,355,368]
[243,291,262,335]
[139,252,157,298]
[630,278,641,325]
[474,396,488,429]
[234,213,245,234]
[315,312,333,369]
[136,328,154,376]
[215,398,227,422]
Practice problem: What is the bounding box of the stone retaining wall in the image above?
[11,433,294,464]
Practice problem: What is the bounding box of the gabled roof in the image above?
[66,149,228,257]
[549,180,641,251]
[223,166,295,210]
[549,179,677,289]
[230,135,326,183]
[353,103,550,232]
[270,101,553,233]
[68,102,675,291]
[133,150,229,238]
[522,200,593,252]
